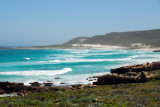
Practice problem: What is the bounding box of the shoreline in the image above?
[1,61,160,97]
[1,46,160,51]
[1,48,160,97]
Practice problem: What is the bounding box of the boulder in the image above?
[60,82,66,84]
[55,77,60,79]
[92,76,98,78]
[93,73,141,85]
[153,50,160,52]
[0,81,47,94]
[29,82,42,87]
[71,84,85,89]
[140,71,148,82]
[126,72,137,76]
[43,81,53,87]
[0,82,24,88]
[0,89,4,94]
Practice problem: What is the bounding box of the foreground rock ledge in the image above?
[0,81,96,95]
[93,62,160,85]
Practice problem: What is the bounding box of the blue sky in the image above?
[0,0,160,46]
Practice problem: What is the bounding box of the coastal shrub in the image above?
[136,96,150,106]
[88,102,104,107]
[71,103,79,107]
[136,104,144,107]
[12,98,25,106]
[154,96,160,102]
[1,99,9,106]
[0,79,160,106]
[111,90,129,95]
[71,96,93,104]
[155,71,160,80]
[7,102,14,107]
[111,85,120,89]
[85,89,94,95]
[23,99,40,106]
[67,94,76,100]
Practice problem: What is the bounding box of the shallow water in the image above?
[0,49,159,86]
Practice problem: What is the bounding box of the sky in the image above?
[0,0,160,46]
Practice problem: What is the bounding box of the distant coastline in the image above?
[1,29,160,50]
[1,44,160,51]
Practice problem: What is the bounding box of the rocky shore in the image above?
[93,62,160,85]
[0,81,96,97]
[1,61,160,97]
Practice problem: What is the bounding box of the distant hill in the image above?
[64,29,160,48]
[3,29,160,49]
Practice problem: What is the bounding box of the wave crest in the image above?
[0,68,72,76]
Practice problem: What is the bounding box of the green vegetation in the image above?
[1,71,160,107]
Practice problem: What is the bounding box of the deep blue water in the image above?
[0,49,159,85]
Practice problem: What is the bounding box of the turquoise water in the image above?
[0,49,160,86]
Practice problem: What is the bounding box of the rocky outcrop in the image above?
[0,82,24,87]
[94,62,160,85]
[0,82,46,94]
[0,89,4,94]
[0,81,97,96]
[71,84,85,89]
[153,50,160,52]
[111,62,160,74]
[43,81,53,87]
[29,82,42,87]
[55,77,60,79]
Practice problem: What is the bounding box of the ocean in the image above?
[0,49,160,86]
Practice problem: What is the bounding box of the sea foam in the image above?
[24,57,31,60]
[0,68,72,76]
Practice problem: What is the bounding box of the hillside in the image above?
[64,29,160,48]
[2,29,160,49]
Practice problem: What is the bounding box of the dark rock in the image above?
[0,89,4,94]
[60,82,66,84]
[0,81,47,94]
[140,71,148,82]
[111,62,160,74]
[17,93,24,97]
[55,77,60,79]
[71,84,85,89]
[89,79,93,81]
[94,62,160,85]
[0,81,79,95]
[29,82,42,87]
[0,82,24,87]
[93,73,139,85]
[43,81,53,87]
[153,50,160,52]
[126,72,137,76]
[92,76,98,78]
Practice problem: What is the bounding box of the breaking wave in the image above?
[23,57,31,60]
[0,68,72,76]
[49,57,132,63]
